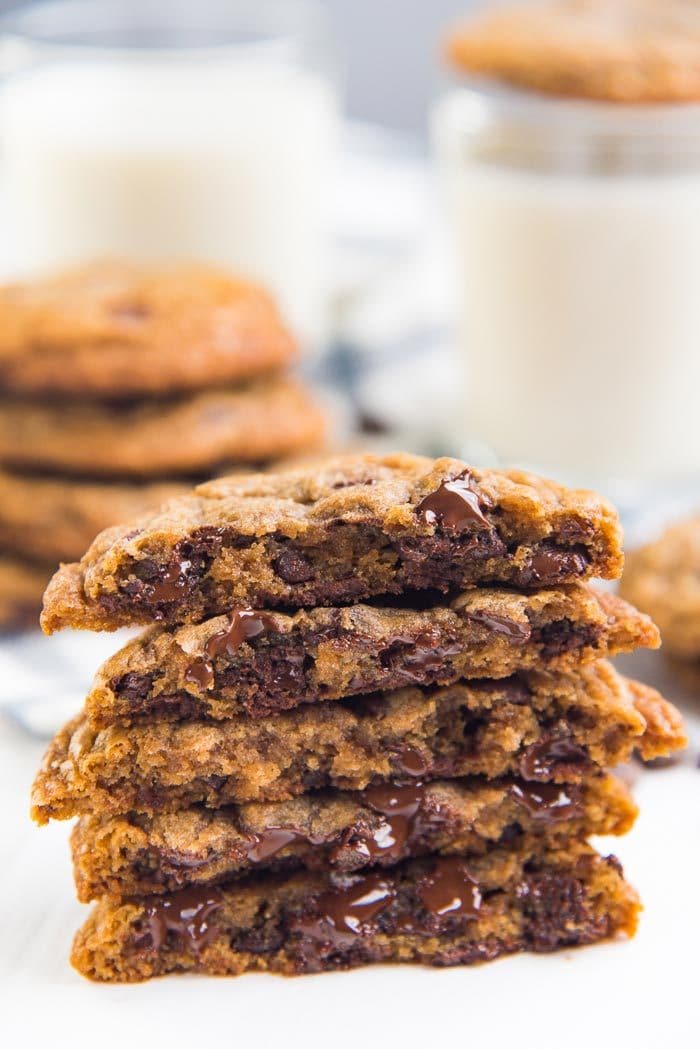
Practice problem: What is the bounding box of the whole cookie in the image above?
[0,378,325,477]
[620,515,700,658]
[0,261,297,398]
[446,0,700,102]
[0,472,188,562]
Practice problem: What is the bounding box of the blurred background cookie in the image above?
[0,379,324,477]
[620,516,700,661]
[0,261,325,630]
[0,472,188,562]
[0,260,297,396]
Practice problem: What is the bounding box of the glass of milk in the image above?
[433,84,700,494]
[0,0,340,348]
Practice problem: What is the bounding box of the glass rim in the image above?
[0,0,329,51]
[440,78,700,140]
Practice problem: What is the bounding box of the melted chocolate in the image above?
[139,559,192,603]
[244,823,330,863]
[245,827,307,863]
[184,658,214,689]
[417,472,490,531]
[294,872,396,948]
[394,745,429,776]
[352,782,427,860]
[419,857,482,918]
[205,608,277,659]
[520,737,589,781]
[140,886,224,953]
[465,611,531,642]
[510,780,583,822]
[404,634,463,678]
[515,547,588,586]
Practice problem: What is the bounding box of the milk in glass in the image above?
[433,88,700,484]
[0,25,338,346]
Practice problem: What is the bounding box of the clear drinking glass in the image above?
[432,82,700,500]
[0,0,340,348]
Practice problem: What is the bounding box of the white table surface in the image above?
[2,644,698,1049]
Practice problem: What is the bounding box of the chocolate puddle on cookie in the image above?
[137,886,224,954]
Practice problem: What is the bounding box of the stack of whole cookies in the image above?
[0,261,324,629]
[31,454,685,981]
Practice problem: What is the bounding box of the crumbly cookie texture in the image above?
[41,454,624,633]
[0,378,324,478]
[620,515,700,659]
[31,663,685,822]
[0,260,297,397]
[0,471,188,562]
[85,585,658,727]
[445,0,700,102]
[70,773,636,901]
[70,841,640,981]
[0,555,51,631]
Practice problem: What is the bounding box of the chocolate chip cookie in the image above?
[85,585,658,726]
[71,772,636,901]
[445,0,700,102]
[31,663,686,822]
[0,471,188,562]
[620,515,700,659]
[0,261,297,398]
[41,453,624,632]
[70,841,639,981]
[0,378,325,478]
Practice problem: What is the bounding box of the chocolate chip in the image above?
[274,548,315,584]
[464,611,531,642]
[534,620,600,657]
[417,472,491,531]
[519,737,590,781]
[113,671,153,702]
[513,546,589,587]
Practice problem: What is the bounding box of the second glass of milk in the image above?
[433,86,700,491]
[0,0,340,348]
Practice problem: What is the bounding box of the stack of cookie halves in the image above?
[31,454,686,981]
[0,261,324,629]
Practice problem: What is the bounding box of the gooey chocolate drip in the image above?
[184,608,277,690]
[206,609,278,658]
[140,886,224,953]
[417,471,490,531]
[509,780,583,822]
[348,782,427,861]
[244,825,328,863]
[293,871,396,949]
[419,857,482,918]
